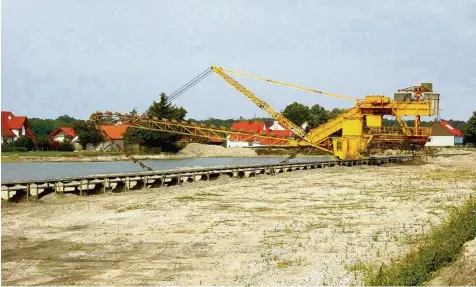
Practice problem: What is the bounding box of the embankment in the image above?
[1,143,328,163]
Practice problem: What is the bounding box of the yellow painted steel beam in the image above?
[90,112,334,153]
[210,66,308,139]
[91,112,291,146]
[218,67,359,102]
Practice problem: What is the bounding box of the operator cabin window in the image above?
[336,141,342,150]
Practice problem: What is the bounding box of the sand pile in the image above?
[178,143,257,158]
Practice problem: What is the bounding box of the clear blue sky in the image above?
[2,0,475,121]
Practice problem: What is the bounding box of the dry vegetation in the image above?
[2,152,476,285]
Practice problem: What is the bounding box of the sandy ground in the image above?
[2,152,476,285]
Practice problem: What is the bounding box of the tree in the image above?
[12,136,35,151]
[464,111,476,145]
[146,93,187,120]
[124,93,188,150]
[72,120,104,149]
[327,108,346,119]
[56,115,76,124]
[30,114,78,136]
[130,108,138,116]
[58,141,74,151]
[35,135,51,151]
[281,102,310,127]
[308,104,329,128]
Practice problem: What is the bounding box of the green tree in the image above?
[464,111,476,145]
[30,114,78,136]
[35,134,51,151]
[56,115,76,124]
[281,102,310,127]
[72,120,104,149]
[58,139,75,151]
[327,108,346,119]
[130,108,138,116]
[308,104,329,128]
[12,136,35,151]
[124,93,188,149]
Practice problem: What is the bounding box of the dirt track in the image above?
[2,153,476,285]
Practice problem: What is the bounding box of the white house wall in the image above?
[1,137,15,144]
[268,121,286,131]
[52,131,67,143]
[425,136,455,147]
[84,140,124,151]
[227,141,263,148]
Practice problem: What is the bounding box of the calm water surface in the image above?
[1,157,329,182]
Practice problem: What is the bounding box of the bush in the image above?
[11,136,35,151]
[57,142,74,151]
[1,144,28,152]
[33,134,52,151]
[361,197,476,286]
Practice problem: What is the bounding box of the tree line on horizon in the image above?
[9,93,476,152]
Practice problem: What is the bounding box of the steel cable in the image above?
[167,68,212,103]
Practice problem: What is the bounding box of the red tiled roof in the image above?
[49,127,76,139]
[99,125,129,140]
[1,111,35,139]
[1,112,15,136]
[7,116,27,129]
[2,127,15,137]
[231,122,265,133]
[438,121,463,136]
[228,121,292,144]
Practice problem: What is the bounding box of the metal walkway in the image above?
[1,156,413,202]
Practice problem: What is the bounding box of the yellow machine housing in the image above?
[91,66,440,161]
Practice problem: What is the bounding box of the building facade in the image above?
[1,111,35,144]
[48,127,76,143]
[227,121,292,147]
[425,121,464,147]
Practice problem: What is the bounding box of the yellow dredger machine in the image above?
[91,66,440,161]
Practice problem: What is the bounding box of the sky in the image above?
[1,0,476,121]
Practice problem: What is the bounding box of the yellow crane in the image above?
[91,66,440,162]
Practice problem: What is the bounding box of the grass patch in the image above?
[359,197,476,286]
[117,204,144,213]
[69,243,85,251]
[64,225,89,231]
[175,192,223,201]
[276,260,293,269]
[243,206,272,212]
[425,170,476,180]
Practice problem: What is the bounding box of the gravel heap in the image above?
[178,143,257,158]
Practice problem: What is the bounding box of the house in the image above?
[94,125,129,151]
[425,121,464,147]
[48,127,76,143]
[54,125,129,151]
[1,111,35,144]
[227,121,293,147]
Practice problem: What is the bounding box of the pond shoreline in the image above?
[1,153,323,163]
